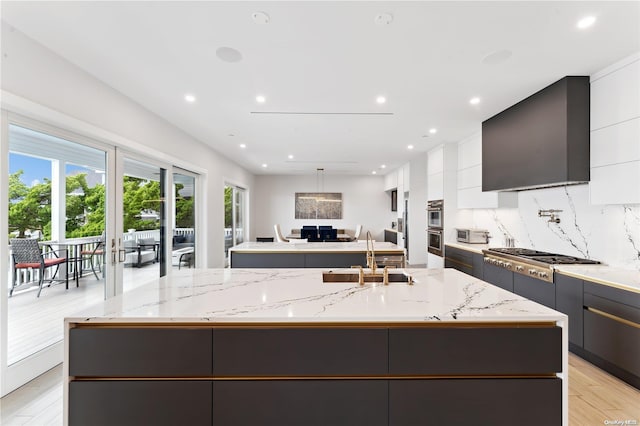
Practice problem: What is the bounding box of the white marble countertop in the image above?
[229,241,405,253]
[66,268,564,324]
[554,265,640,293]
[445,241,491,254]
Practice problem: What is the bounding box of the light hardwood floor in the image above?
[1,353,638,425]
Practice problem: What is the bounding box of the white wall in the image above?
[1,24,254,267]
[252,175,393,242]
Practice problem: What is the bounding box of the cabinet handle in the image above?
[587,307,640,329]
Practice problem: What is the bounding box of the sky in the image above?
[10,152,89,187]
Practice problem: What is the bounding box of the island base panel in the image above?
[213,380,387,426]
[69,380,212,426]
[389,378,562,426]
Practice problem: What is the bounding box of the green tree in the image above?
[224,186,232,228]
[122,176,161,231]
[8,171,51,238]
[175,183,194,228]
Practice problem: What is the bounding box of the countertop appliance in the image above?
[483,247,600,283]
[456,228,490,244]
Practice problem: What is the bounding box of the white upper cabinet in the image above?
[456,133,517,209]
[589,53,640,205]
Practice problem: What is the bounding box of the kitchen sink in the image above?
[322,270,413,284]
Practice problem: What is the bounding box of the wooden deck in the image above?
[7,264,160,365]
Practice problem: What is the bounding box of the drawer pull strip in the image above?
[587,307,640,329]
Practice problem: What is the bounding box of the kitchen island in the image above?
[229,240,406,268]
[64,268,567,426]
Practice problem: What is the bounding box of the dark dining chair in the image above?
[10,238,68,297]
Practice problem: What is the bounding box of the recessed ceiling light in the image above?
[216,47,243,63]
[372,171,377,175]
[256,95,266,103]
[252,11,270,24]
[376,96,387,104]
[239,144,246,149]
[407,145,414,150]
[288,154,294,159]
[429,128,438,134]
[262,163,268,168]
[184,94,196,103]
[469,97,481,105]
[577,16,596,29]
[381,164,387,169]
[375,13,394,25]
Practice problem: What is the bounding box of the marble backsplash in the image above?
[456,184,640,270]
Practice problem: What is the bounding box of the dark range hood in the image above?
[482,76,590,191]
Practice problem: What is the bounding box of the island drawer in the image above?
[388,326,562,375]
[69,327,212,377]
[212,380,387,426]
[389,378,561,426]
[212,328,388,376]
[69,380,212,426]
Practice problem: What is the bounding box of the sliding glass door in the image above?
[224,184,246,264]
[120,156,167,293]
[1,115,115,395]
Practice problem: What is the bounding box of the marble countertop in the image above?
[66,268,564,324]
[445,241,491,254]
[229,241,405,253]
[554,265,640,293]
[445,242,639,293]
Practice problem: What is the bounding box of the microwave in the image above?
[456,228,489,244]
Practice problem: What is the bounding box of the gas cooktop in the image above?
[486,248,600,265]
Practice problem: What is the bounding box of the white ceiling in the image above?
[2,1,639,175]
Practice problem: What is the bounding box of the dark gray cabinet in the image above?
[212,328,388,376]
[513,273,555,308]
[389,327,562,375]
[69,327,212,377]
[555,274,584,347]
[583,281,640,387]
[472,252,484,279]
[389,378,562,426]
[483,262,514,292]
[384,229,398,244]
[213,380,388,426]
[444,245,484,279]
[230,251,403,268]
[69,381,212,426]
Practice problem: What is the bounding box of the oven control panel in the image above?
[483,255,553,283]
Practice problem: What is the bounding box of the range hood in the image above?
[482,76,590,192]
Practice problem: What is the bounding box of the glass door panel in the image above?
[224,184,246,265]
[6,124,108,365]
[172,171,195,269]
[121,157,166,292]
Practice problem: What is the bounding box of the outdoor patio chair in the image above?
[10,238,68,297]
[80,240,105,280]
